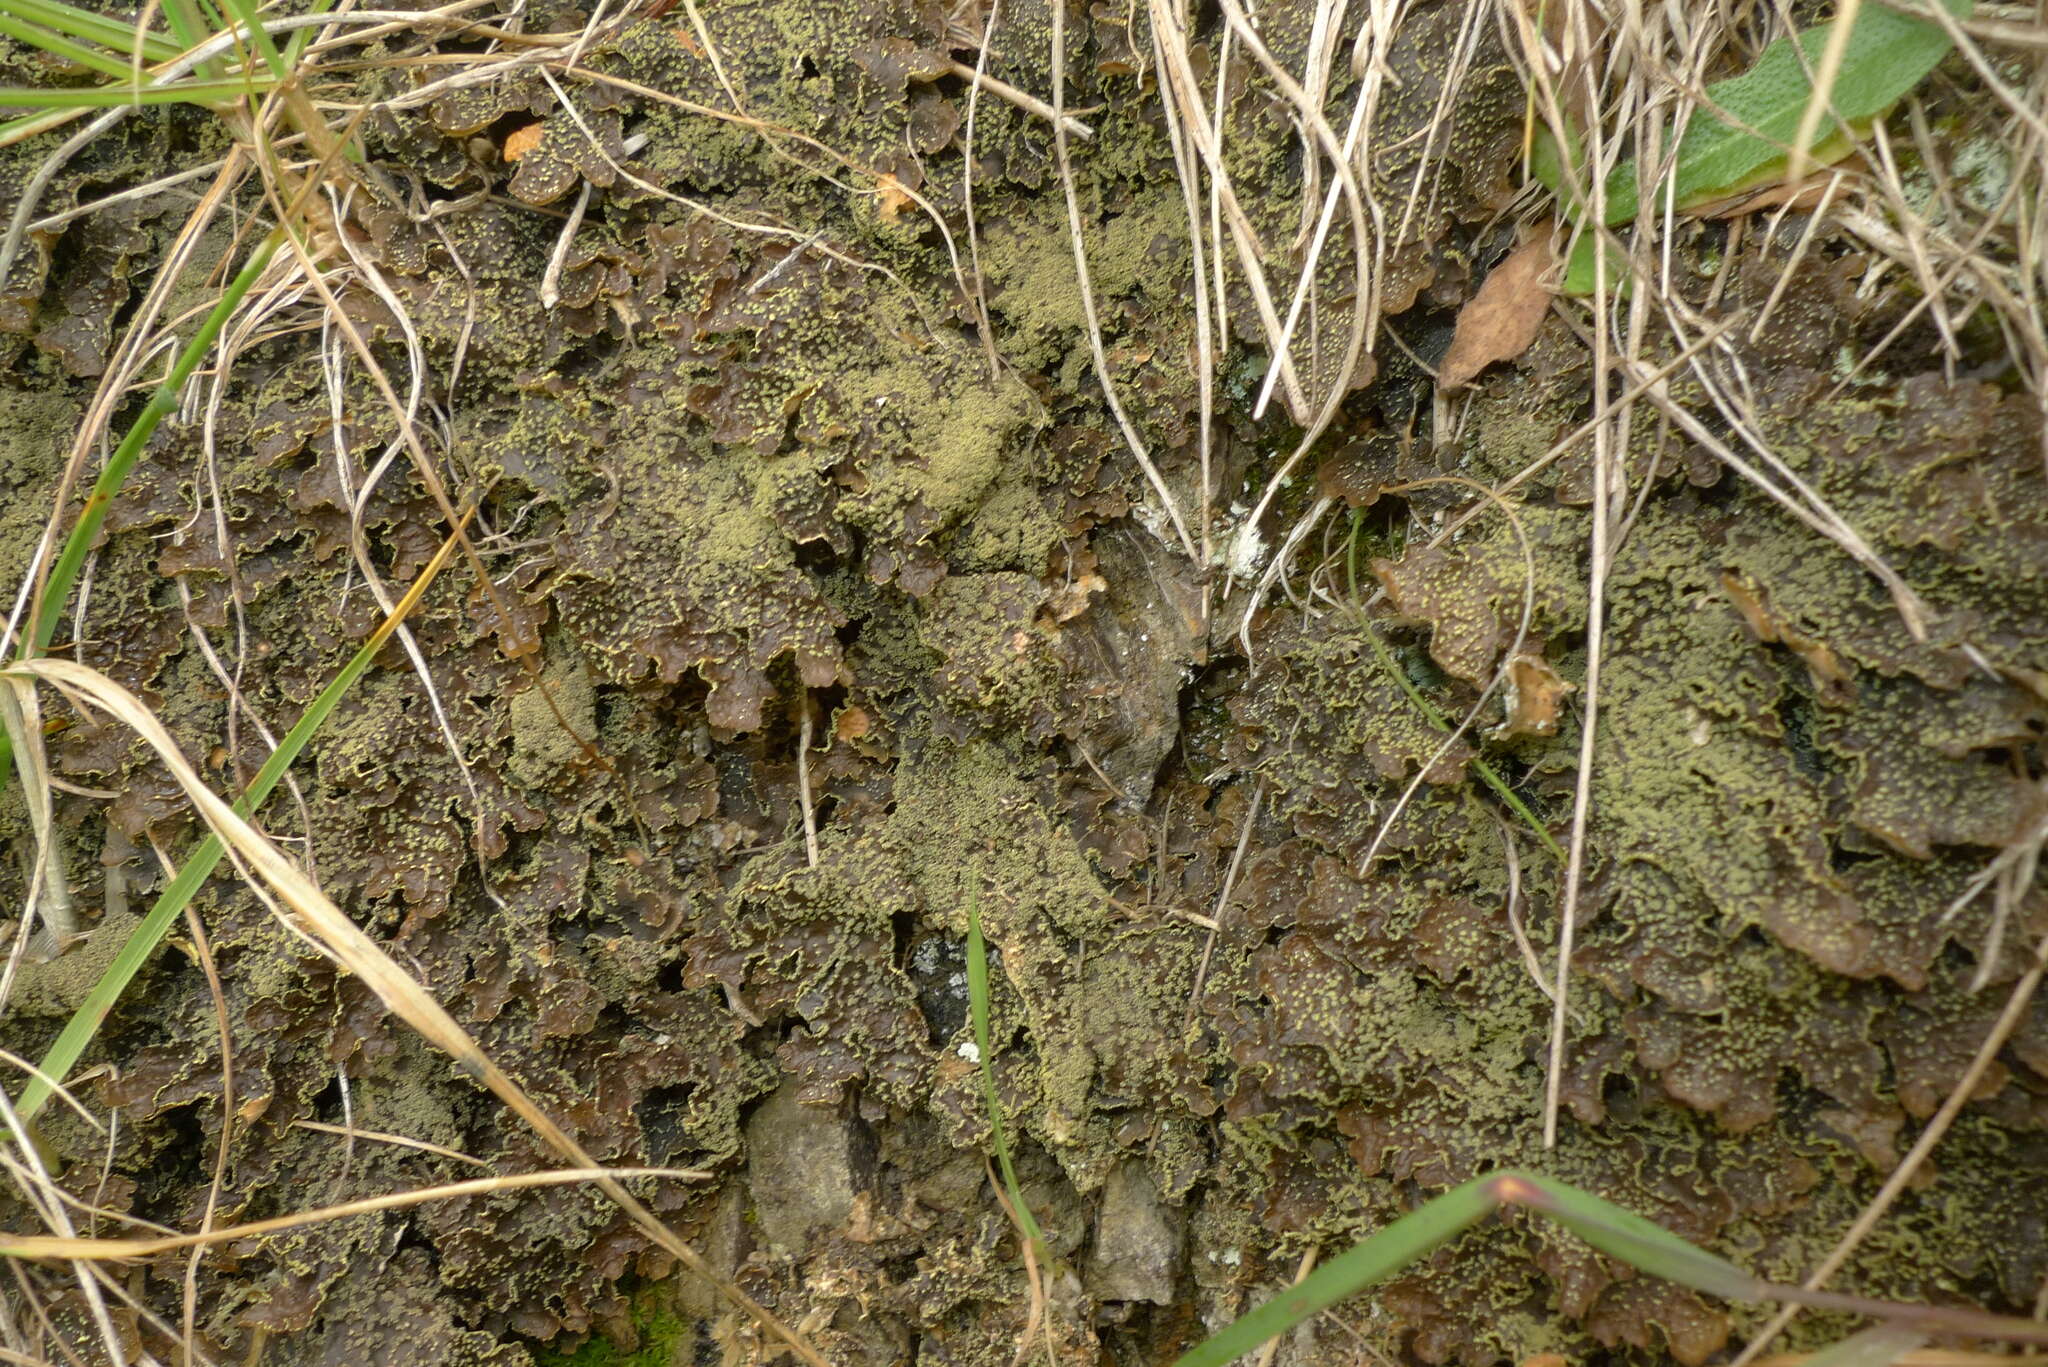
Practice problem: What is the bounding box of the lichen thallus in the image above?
[954,505,2048,1362]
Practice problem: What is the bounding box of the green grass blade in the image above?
[0,77,276,107]
[964,881,1046,1255]
[17,506,474,1123]
[1173,1175,1504,1367]
[0,0,182,62]
[1352,611,1566,861]
[0,12,147,81]
[280,0,342,67]
[24,230,281,663]
[1177,1168,2048,1365]
[0,231,283,823]
[0,105,83,145]
[215,0,288,82]
[154,0,207,58]
[1499,1172,1762,1301]
[18,661,347,1122]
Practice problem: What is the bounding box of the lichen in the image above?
[1,1,2042,1364]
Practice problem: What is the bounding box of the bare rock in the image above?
[1085,1160,1182,1305]
[742,1081,874,1255]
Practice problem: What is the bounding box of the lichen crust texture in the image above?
[0,1,2043,1365]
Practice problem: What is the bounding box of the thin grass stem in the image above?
[1343,515,1565,862]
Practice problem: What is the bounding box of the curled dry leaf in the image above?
[1047,570,1108,623]
[873,172,919,220]
[1722,570,1854,706]
[500,122,544,162]
[1494,652,1575,739]
[1439,231,1557,390]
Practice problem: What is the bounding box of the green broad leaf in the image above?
[1543,0,1971,224]
[1535,0,1972,297]
[1560,231,1626,297]
[1625,0,1966,222]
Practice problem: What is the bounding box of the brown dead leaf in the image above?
[1439,231,1556,390]
[874,173,917,221]
[1047,570,1108,623]
[1494,652,1575,738]
[500,121,544,163]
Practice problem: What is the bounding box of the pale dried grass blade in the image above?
[0,1168,708,1260]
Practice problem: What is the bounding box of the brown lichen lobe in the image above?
[544,241,1040,733]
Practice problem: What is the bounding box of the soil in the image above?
[1,2,2045,1365]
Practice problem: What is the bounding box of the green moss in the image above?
[4,1,2040,1362]
[7,908,141,1018]
[832,352,1038,531]
[531,1289,688,1367]
[948,469,1062,572]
